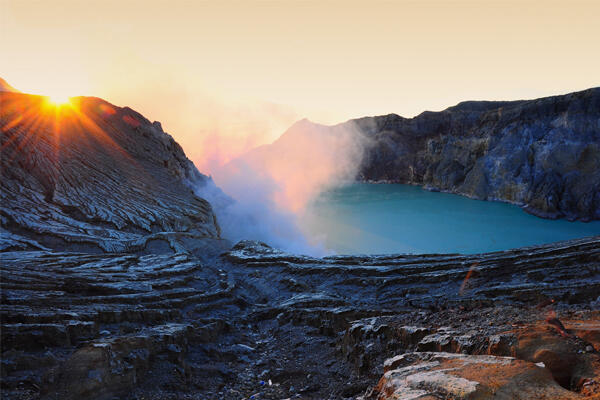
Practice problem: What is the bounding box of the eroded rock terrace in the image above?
[1,236,599,399]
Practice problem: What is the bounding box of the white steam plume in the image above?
[196,118,370,255]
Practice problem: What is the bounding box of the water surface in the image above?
[302,183,600,254]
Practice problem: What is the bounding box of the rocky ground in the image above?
[2,237,600,399]
[2,88,600,399]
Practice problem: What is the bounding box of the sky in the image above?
[2,0,599,173]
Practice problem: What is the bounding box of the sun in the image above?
[47,93,72,106]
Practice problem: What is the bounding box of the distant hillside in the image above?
[242,88,600,221]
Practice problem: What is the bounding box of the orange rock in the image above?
[368,352,580,399]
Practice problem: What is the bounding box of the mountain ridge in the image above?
[247,86,600,221]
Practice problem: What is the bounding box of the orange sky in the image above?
[2,0,599,172]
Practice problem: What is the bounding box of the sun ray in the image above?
[0,93,160,201]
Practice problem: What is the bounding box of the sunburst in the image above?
[46,94,72,107]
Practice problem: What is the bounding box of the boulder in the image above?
[367,352,580,399]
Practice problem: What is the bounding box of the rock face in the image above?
[0,251,232,400]
[1,92,226,255]
[356,88,600,221]
[350,315,600,399]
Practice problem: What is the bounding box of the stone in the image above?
[368,352,580,399]
[513,323,600,392]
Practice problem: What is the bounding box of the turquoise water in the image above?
[302,183,600,255]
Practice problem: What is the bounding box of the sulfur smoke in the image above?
[196,118,371,255]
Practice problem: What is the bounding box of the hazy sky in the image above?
[2,0,599,171]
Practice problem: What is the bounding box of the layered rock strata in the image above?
[2,237,599,399]
[0,92,224,255]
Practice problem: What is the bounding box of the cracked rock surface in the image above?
[1,92,225,255]
[2,238,599,399]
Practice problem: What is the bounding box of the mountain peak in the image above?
[0,77,19,93]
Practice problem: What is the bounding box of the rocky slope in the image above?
[2,238,599,399]
[1,91,226,257]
